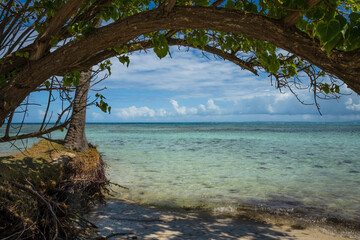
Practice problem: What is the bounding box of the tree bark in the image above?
[0,6,359,125]
[63,71,91,151]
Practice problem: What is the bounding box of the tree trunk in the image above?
[64,70,91,151]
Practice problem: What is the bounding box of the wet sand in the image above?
[86,198,355,240]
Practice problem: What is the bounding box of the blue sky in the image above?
[19,47,360,122]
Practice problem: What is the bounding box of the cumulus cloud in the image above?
[170,99,221,115]
[115,106,156,118]
[199,104,206,112]
[345,98,360,111]
[170,99,188,115]
[206,99,221,113]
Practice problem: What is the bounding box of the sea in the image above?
[1,122,360,234]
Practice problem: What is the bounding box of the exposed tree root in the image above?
[0,141,108,239]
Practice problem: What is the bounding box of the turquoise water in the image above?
[1,123,360,226]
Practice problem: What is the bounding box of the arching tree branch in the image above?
[0,6,359,125]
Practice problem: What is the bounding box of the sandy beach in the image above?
[86,198,355,240]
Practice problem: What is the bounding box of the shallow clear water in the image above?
[1,123,360,224]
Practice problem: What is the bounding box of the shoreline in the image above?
[86,197,358,240]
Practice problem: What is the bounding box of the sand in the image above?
[85,198,355,240]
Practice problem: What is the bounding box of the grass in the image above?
[0,140,69,191]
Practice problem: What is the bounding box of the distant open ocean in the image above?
[1,122,360,233]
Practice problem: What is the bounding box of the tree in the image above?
[63,20,102,151]
[63,70,90,151]
[1,0,360,130]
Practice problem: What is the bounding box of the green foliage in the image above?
[0,68,21,87]
[15,51,29,58]
[316,19,341,54]
[195,0,209,7]
[319,83,340,94]
[44,80,51,89]
[67,21,98,39]
[62,70,81,87]
[99,60,112,75]
[118,55,130,67]
[2,0,359,101]
[152,32,170,59]
[49,36,60,46]
[95,93,111,114]
[185,30,209,49]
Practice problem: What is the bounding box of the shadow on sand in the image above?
[87,198,305,240]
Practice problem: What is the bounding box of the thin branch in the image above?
[30,0,84,60]
[0,121,69,143]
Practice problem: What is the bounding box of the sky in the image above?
[18,47,360,123]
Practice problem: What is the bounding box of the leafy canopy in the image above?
[0,0,359,120]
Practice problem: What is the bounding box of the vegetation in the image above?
[0,1,359,238]
[0,139,107,239]
[0,0,360,141]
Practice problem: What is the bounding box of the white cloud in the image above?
[101,47,259,98]
[199,104,206,112]
[267,105,274,113]
[170,99,187,115]
[90,47,359,121]
[207,99,220,112]
[170,99,221,116]
[187,107,198,114]
[345,98,360,111]
[345,98,353,105]
[115,106,156,119]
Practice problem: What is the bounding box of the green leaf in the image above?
[96,98,111,114]
[320,83,330,94]
[225,0,235,9]
[195,0,209,6]
[287,63,298,77]
[152,32,169,59]
[323,33,341,55]
[349,12,360,25]
[335,14,349,39]
[269,58,280,74]
[348,31,360,51]
[72,70,81,86]
[245,2,257,12]
[317,19,340,44]
[49,36,59,46]
[118,55,130,67]
[44,81,51,89]
[63,76,72,87]
[113,45,123,54]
